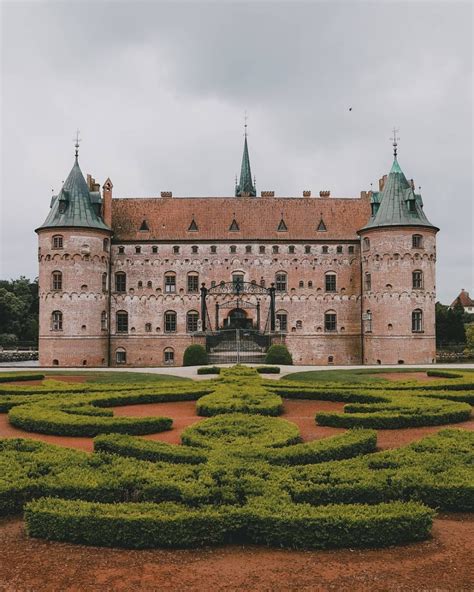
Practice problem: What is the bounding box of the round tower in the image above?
[359,143,438,365]
[35,143,112,367]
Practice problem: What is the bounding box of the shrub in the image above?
[265,344,292,365]
[426,370,462,379]
[196,385,283,417]
[0,373,45,383]
[197,366,221,375]
[0,334,19,348]
[256,366,280,374]
[183,345,208,366]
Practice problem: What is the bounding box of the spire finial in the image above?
[244,111,248,138]
[390,127,400,159]
[73,129,82,159]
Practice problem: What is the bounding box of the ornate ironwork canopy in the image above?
[207,280,271,296]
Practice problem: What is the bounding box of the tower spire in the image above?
[73,129,82,160]
[235,113,256,197]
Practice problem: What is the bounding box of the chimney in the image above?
[102,178,113,227]
[379,175,387,191]
[261,191,275,197]
[161,191,172,198]
[303,190,311,197]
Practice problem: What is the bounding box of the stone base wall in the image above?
[109,335,202,367]
[363,335,436,365]
[39,337,108,367]
[284,334,362,365]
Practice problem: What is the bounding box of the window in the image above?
[118,246,125,254]
[299,280,304,288]
[288,245,295,254]
[116,311,128,333]
[412,270,423,289]
[275,272,287,292]
[52,235,63,249]
[408,200,417,212]
[164,311,177,333]
[191,245,198,254]
[232,273,244,291]
[325,311,337,332]
[364,273,372,291]
[115,348,126,364]
[348,246,355,254]
[164,273,176,293]
[412,234,423,248]
[173,246,180,254]
[102,273,107,292]
[147,281,152,288]
[259,245,266,254]
[325,272,336,292]
[230,245,237,254]
[296,320,302,329]
[412,309,423,332]
[308,281,313,288]
[187,273,199,293]
[135,246,141,254]
[103,238,109,251]
[211,280,216,287]
[52,271,62,291]
[276,311,288,332]
[138,281,143,288]
[145,323,152,332]
[51,311,63,331]
[365,310,372,332]
[210,245,217,254]
[152,245,158,254]
[322,245,328,254]
[305,245,311,254]
[246,245,252,253]
[115,272,126,292]
[186,310,199,333]
[363,237,370,250]
[336,246,343,253]
[272,245,279,254]
[163,348,175,365]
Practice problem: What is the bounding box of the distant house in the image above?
[450,290,474,314]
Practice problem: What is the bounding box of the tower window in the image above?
[103,238,109,251]
[116,311,128,333]
[51,311,63,331]
[272,245,279,254]
[412,270,423,289]
[101,311,108,331]
[365,273,372,291]
[191,245,198,254]
[363,238,370,251]
[210,245,217,254]
[365,310,372,332]
[322,245,328,254]
[259,245,266,254]
[164,311,177,333]
[336,246,343,253]
[152,246,158,254]
[299,280,304,288]
[412,234,423,248]
[51,271,62,291]
[412,309,423,332]
[324,311,337,332]
[164,273,176,293]
[115,272,126,293]
[187,273,199,293]
[102,273,107,292]
[173,246,180,254]
[288,245,295,254]
[147,281,152,288]
[305,245,311,254]
[246,245,252,253]
[325,272,337,292]
[135,246,141,254]
[230,245,237,254]
[52,235,63,249]
[308,281,313,288]
[186,310,199,333]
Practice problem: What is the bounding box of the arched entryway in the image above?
[224,308,253,330]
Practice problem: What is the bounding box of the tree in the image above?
[0,277,39,344]
[435,302,466,347]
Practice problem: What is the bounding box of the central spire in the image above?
[235,115,256,197]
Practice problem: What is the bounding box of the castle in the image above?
[36,133,438,367]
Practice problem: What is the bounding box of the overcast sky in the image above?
[1,0,472,303]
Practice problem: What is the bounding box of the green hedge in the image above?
[265,344,293,365]
[24,497,434,550]
[196,385,283,417]
[0,373,45,383]
[197,366,221,375]
[183,345,208,366]
[256,366,280,374]
[94,434,207,465]
[426,370,462,379]
[181,414,301,449]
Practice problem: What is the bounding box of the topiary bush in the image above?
[265,344,293,365]
[197,366,221,375]
[183,345,209,366]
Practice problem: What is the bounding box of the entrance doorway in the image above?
[224,308,253,330]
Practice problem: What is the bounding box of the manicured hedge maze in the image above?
[0,366,472,550]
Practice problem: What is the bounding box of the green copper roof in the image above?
[36,157,111,232]
[235,136,256,197]
[360,157,437,231]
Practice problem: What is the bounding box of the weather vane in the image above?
[73,129,82,158]
[244,111,248,137]
[390,127,400,159]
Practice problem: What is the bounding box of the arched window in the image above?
[299,280,304,288]
[164,311,177,333]
[363,237,370,250]
[259,245,266,254]
[272,245,279,254]
[365,310,372,332]
[52,235,63,249]
[101,311,108,330]
[164,272,176,293]
[210,245,217,254]
[275,272,287,292]
[336,246,343,253]
[246,245,252,253]
[138,281,143,288]
[186,310,199,333]
[412,234,423,248]
[288,245,295,254]
[152,245,158,254]
[115,348,126,364]
[173,246,180,254]
[276,310,288,332]
[321,245,329,254]
[324,310,337,332]
[305,245,311,254]
[308,281,313,288]
[115,272,126,293]
[325,272,337,292]
[145,323,152,332]
[51,271,62,291]
[232,273,244,291]
[412,309,423,332]
[230,245,237,254]
[163,347,175,365]
[116,311,128,333]
[191,245,198,254]
[51,311,63,331]
[412,270,423,289]
[118,246,125,254]
[364,272,372,291]
[187,272,199,293]
[135,246,141,254]
[103,238,109,251]
[102,273,107,292]
[147,280,152,288]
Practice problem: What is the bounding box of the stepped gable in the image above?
[111,195,371,241]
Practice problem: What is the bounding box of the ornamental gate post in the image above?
[200,284,208,332]
[269,284,276,332]
[215,303,219,331]
[256,299,261,332]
